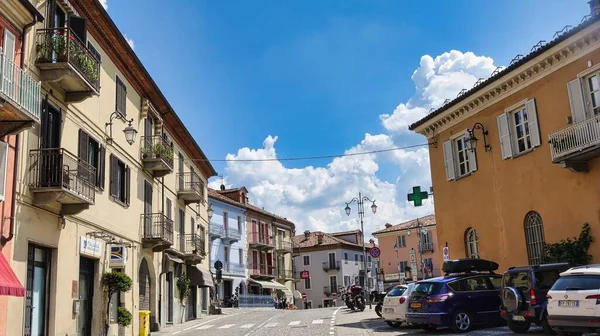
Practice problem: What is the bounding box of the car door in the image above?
[449,276,496,324]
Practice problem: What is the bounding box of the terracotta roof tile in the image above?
[293,231,369,249]
[208,189,245,208]
[372,214,436,235]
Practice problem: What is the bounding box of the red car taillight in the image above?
[546,295,552,299]
[426,295,449,303]
[399,297,406,304]
[530,289,537,306]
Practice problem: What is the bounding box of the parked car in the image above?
[547,264,600,336]
[405,259,504,333]
[382,283,416,328]
[500,263,569,334]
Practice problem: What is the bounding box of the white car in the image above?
[547,264,600,336]
[381,283,416,328]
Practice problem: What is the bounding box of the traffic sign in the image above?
[300,270,310,280]
[369,247,381,258]
[443,246,450,261]
[302,292,307,299]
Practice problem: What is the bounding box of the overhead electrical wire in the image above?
[189,143,429,162]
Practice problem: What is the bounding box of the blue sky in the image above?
[103,0,587,236]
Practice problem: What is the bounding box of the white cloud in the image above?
[124,35,135,50]
[99,0,108,10]
[218,50,500,238]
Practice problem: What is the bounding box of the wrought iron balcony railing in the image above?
[0,48,41,123]
[549,114,600,163]
[225,227,242,241]
[248,231,273,247]
[248,263,275,277]
[140,135,174,177]
[179,233,205,257]
[322,261,340,271]
[141,213,174,245]
[177,171,205,204]
[419,242,434,253]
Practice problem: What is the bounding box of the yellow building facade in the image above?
[410,4,600,272]
[5,1,216,335]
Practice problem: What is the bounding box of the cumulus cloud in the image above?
[219,50,500,238]
[99,0,108,10]
[124,35,135,50]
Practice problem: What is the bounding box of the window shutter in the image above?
[3,29,16,62]
[124,165,131,205]
[78,129,89,161]
[0,141,8,201]
[166,198,172,219]
[109,154,117,197]
[467,144,477,172]
[442,140,456,181]
[427,231,433,247]
[68,16,87,45]
[567,79,587,123]
[497,112,513,159]
[526,99,541,147]
[98,145,105,189]
[122,83,127,116]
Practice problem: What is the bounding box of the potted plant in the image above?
[117,306,133,327]
[101,271,133,336]
[177,274,192,323]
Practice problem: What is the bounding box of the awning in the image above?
[187,265,215,288]
[0,253,24,297]
[164,253,183,264]
[294,290,303,299]
[248,279,293,298]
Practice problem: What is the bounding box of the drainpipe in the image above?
[1,17,38,247]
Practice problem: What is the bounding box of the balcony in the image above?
[140,135,173,178]
[141,213,173,252]
[275,240,293,254]
[223,262,245,275]
[548,115,600,172]
[0,49,41,136]
[179,234,205,265]
[248,231,274,249]
[292,247,300,256]
[209,224,224,240]
[177,172,204,205]
[35,28,100,102]
[419,242,434,253]
[277,269,294,280]
[322,261,340,271]
[28,148,95,215]
[248,263,275,278]
[223,227,241,244]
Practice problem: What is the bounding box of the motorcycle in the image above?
[373,286,392,318]
[342,287,354,310]
[350,285,365,312]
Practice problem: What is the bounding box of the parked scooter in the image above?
[342,286,354,309]
[350,285,365,312]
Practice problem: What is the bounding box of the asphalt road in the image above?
[155,306,585,335]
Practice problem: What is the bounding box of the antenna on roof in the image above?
[509,54,523,66]
[457,89,467,97]
[553,26,573,39]
[490,66,505,77]
[530,40,547,53]
[473,78,485,87]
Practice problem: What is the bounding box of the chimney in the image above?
[304,230,310,240]
[590,0,600,17]
[317,233,324,244]
[384,223,392,228]
[220,184,225,191]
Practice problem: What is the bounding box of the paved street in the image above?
[154,306,566,336]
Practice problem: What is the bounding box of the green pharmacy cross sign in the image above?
[407,186,429,207]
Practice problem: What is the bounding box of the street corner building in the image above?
[372,215,440,286]
[409,1,600,272]
[293,229,378,309]
[0,0,218,335]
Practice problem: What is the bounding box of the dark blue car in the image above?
[405,259,504,333]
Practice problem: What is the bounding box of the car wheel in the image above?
[451,310,472,333]
[385,321,402,328]
[507,319,531,333]
[541,316,555,334]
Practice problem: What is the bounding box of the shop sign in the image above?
[80,237,102,258]
[109,245,127,268]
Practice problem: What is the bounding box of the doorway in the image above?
[78,257,95,336]
[166,272,173,323]
[24,245,51,336]
[223,280,233,299]
[139,258,151,311]
[186,286,196,321]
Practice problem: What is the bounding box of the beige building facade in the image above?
[4,1,216,335]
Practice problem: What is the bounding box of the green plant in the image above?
[117,307,133,327]
[101,271,133,336]
[542,223,593,266]
[176,274,192,302]
[153,142,174,160]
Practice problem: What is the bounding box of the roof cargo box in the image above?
[442,259,499,274]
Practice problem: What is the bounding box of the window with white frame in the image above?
[442,132,477,181]
[465,228,480,259]
[344,275,351,287]
[586,73,600,116]
[304,277,311,289]
[497,99,541,159]
[303,255,310,266]
[396,235,406,248]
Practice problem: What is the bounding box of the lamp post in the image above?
[106,111,138,145]
[344,192,377,309]
[406,220,427,280]
[393,243,401,285]
[464,122,491,152]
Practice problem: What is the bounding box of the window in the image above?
[223,212,228,230]
[367,277,373,289]
[224,246,229,263]
[115,76,127,116]
[442,132,477,181]
[387,287,407,297]
[399,261,408,273]
[354,254,358,264]
[166,198,172,219]
[552,275,600,291]
[367,256,371,263]
[396,235,406,248]
[237,215,242,231]
[488,276,502,290]
[239,249,243,263]
[109,154,129,205]
[448,276,490,292]
[78,130,105,188]
[304,278,311,290]
[87,42,101,63]
[497,99,540,159]
[344,275,350,287]
[303,255,310,266]
[587,73,600,116]
[465,228,480,259]
[524,211,545,265]
[343,252,348,264]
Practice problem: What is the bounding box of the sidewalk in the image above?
[152,308,274,335]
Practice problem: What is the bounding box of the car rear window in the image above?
[535,270,561,290]
[552,275,600,291]
[387,287,406,297]
[411,282,442,298]
[503,272,529,289]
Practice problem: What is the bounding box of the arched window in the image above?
[524,211,546,265]
[465,228,480,259]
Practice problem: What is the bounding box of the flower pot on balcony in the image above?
[58,53,68,62]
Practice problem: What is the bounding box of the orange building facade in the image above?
[409,3,600,272]
[373,215,441,285]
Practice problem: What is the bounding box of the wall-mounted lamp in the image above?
[106,112,137,145]
[207,204,214,221]
[464,122,490,153]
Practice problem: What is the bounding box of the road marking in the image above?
[330,326,335,330]
[333,307,341,316]
[171,332,181,335]
[240,324,255,329]
[196,325,213,330]
[243,313,282,336]
[190,313,235,330]
[329,332,334,335]
[219,324,235,329]
[312,319,323,324]
[289,321,301,326]
[264,322,278,327]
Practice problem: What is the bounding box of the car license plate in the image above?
[512,315,525,321]
[384,308,394,313]
[558,300,580,307]
[411,302,422,309]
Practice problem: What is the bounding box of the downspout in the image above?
[1,17,37,247]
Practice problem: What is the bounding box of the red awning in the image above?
[0,252,24,297]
